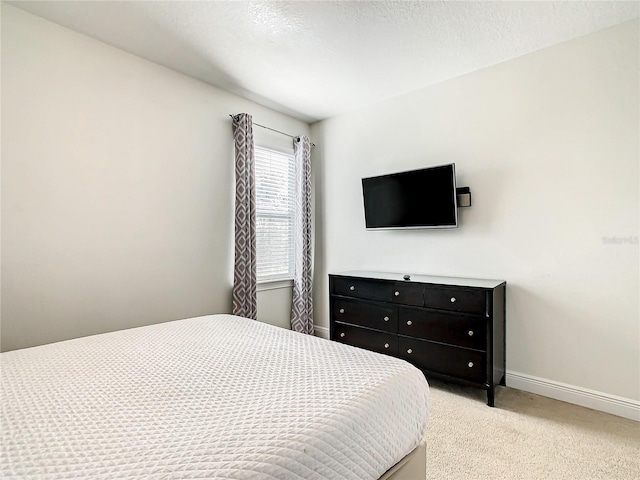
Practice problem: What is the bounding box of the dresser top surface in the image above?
[331,270,506,289]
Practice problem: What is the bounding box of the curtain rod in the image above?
[229,114,315,147]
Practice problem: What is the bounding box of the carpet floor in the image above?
[423,380,639,479]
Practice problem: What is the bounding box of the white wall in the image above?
[311,20,639,406]
[1,4,308,351]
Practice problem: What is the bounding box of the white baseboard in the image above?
[506,371,639,422]
[314,325,330,339]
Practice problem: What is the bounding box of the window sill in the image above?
[257,279,294,291]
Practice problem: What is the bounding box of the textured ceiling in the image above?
[8,1,640,123]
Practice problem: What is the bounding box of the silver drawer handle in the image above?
[383,316,390,322]
[349,285,355,291]
[407,349,413,354]
[468,362,474,368]
[451,297,457,303]
[468,330,474,336]
[340,332,345,338]
[339,308,345,314]
[394,291,400,296]
[384,343,390,349]
[406,320,412,326]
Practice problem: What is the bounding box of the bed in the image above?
[1,314,430,479]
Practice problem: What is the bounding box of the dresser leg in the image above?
[487,388,495,407]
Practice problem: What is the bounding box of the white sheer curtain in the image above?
[290,136,313,334]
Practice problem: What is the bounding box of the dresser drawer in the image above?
[332,297,398,333]
[398,336,486,383]
[333,277,392,301]
[332,276,424,306]
[399,307,486,350]
[334,323,398,355]
[424,286,485,315]
[388,282,424,306]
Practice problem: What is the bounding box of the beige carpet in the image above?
[423,380,639,479]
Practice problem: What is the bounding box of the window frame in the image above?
[254,145,296,284]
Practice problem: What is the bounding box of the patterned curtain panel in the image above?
[231,113,257,320]
[290,136,314,334]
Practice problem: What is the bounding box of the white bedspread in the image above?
[1,314,429,479]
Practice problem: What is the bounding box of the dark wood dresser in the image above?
[329,271,506,406]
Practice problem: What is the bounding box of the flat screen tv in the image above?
[362,163,458,229]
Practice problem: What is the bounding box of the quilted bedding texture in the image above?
[1,314,430,479]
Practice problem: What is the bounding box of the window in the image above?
[255,146,295,282]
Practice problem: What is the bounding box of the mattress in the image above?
[1,314,430,479]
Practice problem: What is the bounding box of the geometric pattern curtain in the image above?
[290,135,314,334]
[231,113,257,320]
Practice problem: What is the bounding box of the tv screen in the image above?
[362,163,458,229]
